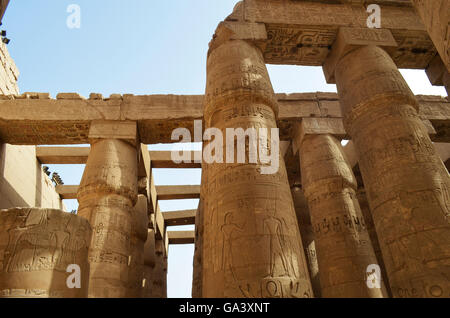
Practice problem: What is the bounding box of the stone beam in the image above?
[36,147,203,168]
[167,231,195,245]
[0,93,449,144]
[56,185,200,202]
[226,0,436,69]
[156,185,201,200]
[55,185,78,200]
[163,210,197,227]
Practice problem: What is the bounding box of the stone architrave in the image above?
[411,0,450,73]
[202,38,313,298]
[299,134,388,298]
[333,41,450,298]
[77,121,139,298]
[0,208,91,298]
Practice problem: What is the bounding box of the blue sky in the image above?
[2,0,446,298]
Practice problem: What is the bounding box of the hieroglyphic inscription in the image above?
[0,208,91,298]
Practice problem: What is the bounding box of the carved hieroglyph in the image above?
[290,186,321,298]
[0,208,91,298]
[77,138,138,298]
[299,134,388,298]
[335,45,450,298]
[202,39,313,298]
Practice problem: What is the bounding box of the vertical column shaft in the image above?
[202,39,313,298]
[299,134,387,298]
[335,45,450,298]
[129,195,149,297]
[77,138,138,298]
[357,188,392,296]
[291,186,321,297]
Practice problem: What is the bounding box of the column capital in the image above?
[323,27,398,84]
[88,120,138,145]
[292,118,347,155]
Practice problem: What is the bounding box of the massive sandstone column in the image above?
[142,229,156,298]
[299,134,387,298]
[357,188,392,296]
[129,195,148,297]
[334,44,450,298]
[0,208,91,298]
[202,39,313,297]
[192,198,204,298]
[77,121,138,298]
[152,239,167,298]
[290,186,321,297]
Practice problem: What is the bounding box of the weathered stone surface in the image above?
[227,0,435,68]
[192,199,204,298]
[357,188,392,297]
[0,208,91,298]
[202,39,313,298]
[77,136,138,298]
[142,229,156,298]
[335,45,450,298]
[411,0,450,72]
[291,186,321,298]
[299,134,387,298]
[0,93,448,144]
[128,195,148,298]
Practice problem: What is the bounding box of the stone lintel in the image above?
[292,118,347,155]
[323,27,398,83]
[88,120,137,145]
[426,55,447,86]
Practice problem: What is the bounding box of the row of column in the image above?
[195,26,450,297]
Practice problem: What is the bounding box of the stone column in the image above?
[151,239,167,298]
[202,38,313,298]
[357,188,392,296]
[291,186,321,297]
[77,121,138,298]
[129,195,149,297]
[0,208,91,298]
[329,29,450,297]
[192,198,204,298]
[142,229,155,298]
[299,134,387,298]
